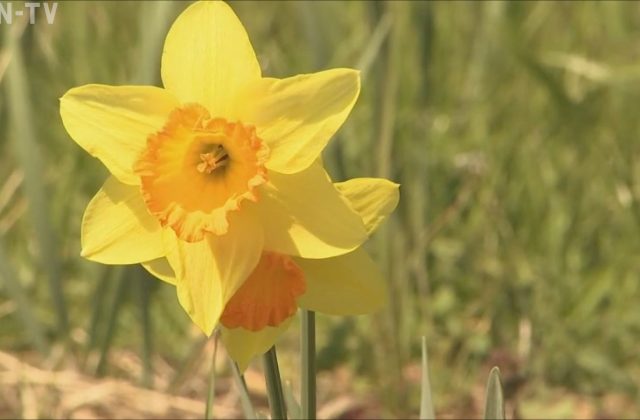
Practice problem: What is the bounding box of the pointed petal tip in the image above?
[235,360,250,374]
[185,308,219,338]
[162,0,260,113]
[79,243,98,261]
[185,306,219,338]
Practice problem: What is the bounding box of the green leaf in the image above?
[5,19,68,337]
[136,267,156,388]
[0,240,48,355]
[419,336,435,419]
[94,266,127,377]
[483,367,505,420]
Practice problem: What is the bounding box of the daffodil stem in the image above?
[230,361,257,419]
[204,333,219,420]
[263,346,287,420]
[301,309,316,419]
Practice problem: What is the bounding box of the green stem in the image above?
[205,333,219,420]
[230,360,257,419]
[301,310,316,419]
[263,346,287,420]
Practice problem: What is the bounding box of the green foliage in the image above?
[420,336,435,420]
[1,1,640,418]
[484,367,506,420]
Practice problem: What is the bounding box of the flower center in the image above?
[221,252,306,332]
[197,145,229,174]
[135,104,269,242]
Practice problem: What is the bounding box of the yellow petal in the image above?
[141,258,176,285]
[60,85,178,185]
[221,317,294,372]
[171,213,264,336]
[162,228,182,273]
[254,163,367,259]
[237,69,360,173]
[296,248,387,315]
[161,1,261,116]
[335,178,400,235]
[81,176,164,264]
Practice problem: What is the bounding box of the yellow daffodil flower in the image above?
[144,177,400,371]
[60,0,396,335]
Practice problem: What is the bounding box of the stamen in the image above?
[197,145,229,174]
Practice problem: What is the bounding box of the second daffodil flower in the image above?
[60,1,399,339]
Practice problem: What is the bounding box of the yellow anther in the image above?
[197,146,229,174]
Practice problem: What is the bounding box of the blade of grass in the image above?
[355,11,392,79]
[263,346,287,420]
[300,309,316,420]
[0,171,23,216]
[375,1,402,181]
[168,336,208,393]
[0,240,48,355]
[483,367,505,420]
[4,17,68,338]
[419,336,435,420]
[134,0,177,84]
[0,43,11,84]
[84,265,112,367]
[229,359,257,420]
[372,1,405,412]
[136,267,154,388]
[95,266,128,377]
[205,333,220,420]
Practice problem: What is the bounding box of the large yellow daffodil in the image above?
[60,1,395,335]
[144,177,400,371]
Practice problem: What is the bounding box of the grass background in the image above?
[1,1,640,418]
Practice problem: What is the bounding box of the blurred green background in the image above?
[2,1,640,418]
